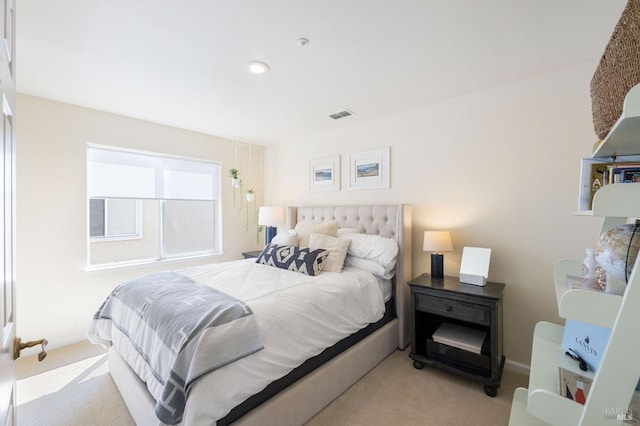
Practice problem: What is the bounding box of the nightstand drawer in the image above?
[416,294,490,325]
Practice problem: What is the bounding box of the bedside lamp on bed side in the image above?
[423,231,453,279]
[258,206,284,246]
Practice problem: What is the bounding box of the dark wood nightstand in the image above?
[408,274,505,397]
[242,250,262,259]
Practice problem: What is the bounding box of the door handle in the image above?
[13,337,48,361]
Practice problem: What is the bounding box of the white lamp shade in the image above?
[258,206,284,226]
[423,231,453,252]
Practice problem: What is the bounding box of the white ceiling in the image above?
[17,1,627,145]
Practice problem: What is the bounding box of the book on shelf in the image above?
[431,322,486,354]
[559,367,640,425]
[581,156,640,210]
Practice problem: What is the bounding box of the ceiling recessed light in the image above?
[245,61,270,74]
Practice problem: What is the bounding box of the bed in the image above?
[94,204,412,425]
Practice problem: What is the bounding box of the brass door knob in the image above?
[13,337,48,361]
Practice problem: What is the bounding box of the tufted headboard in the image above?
[287,205,412,349]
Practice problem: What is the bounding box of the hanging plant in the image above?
[229,168,241,188]
[229,168,241,207]
[245,189,256,230]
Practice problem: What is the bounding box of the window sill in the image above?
[85,252,224,272]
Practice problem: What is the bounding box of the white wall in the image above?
[17,62,608,365]
[266,62,605,365]
[16,94,264,350]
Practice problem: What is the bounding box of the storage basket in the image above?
[590,0,640,141]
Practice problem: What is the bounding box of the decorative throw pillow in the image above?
[308,233,350,273]
[256,244,329,276]
[271,229,299,246]
[294,220,339,247]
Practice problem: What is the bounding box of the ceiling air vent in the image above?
[329,109,355,120]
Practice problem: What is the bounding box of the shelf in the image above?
[508,388,550,426]
[576,181,640,217]
[526,322,587,425]
[426,340,491,374]
[593,83,640,158]
[591,183,640,218]
[510,82,640,425]
[554,259,622,328]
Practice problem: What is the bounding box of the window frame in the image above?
[86,144,222,270]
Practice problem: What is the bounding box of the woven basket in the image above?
[590,0,640,141]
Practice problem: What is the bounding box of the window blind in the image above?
[87,145,219,201]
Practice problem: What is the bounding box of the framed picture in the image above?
[349,147,390,190]
[309,155,340,192]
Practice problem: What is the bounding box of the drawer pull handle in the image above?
[446,306,452,312]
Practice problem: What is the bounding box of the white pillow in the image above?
[308,233,351,273]
[271,230,299,246]
[345,255,395,279]
[341,233,398,272]
[294,220,338,247]
[337,227,363,237]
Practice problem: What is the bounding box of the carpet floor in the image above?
[17,348,527,425]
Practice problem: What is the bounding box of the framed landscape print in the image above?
[349,147,390,190]
[309,155,340,192]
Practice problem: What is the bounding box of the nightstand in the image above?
[242,250,262,259]
[408,274,505,397]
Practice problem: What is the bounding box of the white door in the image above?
[0,0,16,424]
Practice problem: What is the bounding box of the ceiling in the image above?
[17,1,627,145]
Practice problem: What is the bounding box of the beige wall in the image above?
[16,94,264,349]
[265,62,605,366]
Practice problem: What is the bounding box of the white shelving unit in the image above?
[509,83,640,425]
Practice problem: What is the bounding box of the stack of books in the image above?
[432,322,487,354]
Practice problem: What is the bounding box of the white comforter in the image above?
[158,259,385,425]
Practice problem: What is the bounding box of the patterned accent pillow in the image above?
[256,244,329,276]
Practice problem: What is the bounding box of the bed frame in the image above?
[108,204,412,425]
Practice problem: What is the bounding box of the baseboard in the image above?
[504,358,530,377]
[17,339,106,380]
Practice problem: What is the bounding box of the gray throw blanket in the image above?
[88,271,263,425]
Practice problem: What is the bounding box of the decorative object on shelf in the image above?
[258,206,284,245]
[422,231,452,279]
[561,319,612,372]
[594,221,640,292]
[459,247,492,286]
[581,248,597,289]
[590,0,640,140]
[595,264,607,291]
[348,147,390,190]
[309,155,340,192]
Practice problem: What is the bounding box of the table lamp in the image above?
[258,206,284,245]
[423,231,453,279]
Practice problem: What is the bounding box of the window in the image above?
[89,198,142,240]
[87,145,220,268]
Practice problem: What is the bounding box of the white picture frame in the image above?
[349,147,390,190]
[309,155,340,192]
